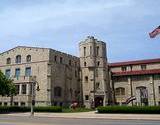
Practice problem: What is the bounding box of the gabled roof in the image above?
[109,58,160,67]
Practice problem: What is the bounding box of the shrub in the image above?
[97,106,160,114]
[0,106,30,113]
[0,106,62,113]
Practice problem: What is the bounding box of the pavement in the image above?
[3,111,160,121]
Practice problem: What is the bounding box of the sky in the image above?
[0,0,160,62]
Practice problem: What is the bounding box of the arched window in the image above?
[6,58,11,64]
[26,55,31,62]
[15,55,21,63]
[54,87,62,97]
[115,87,125,96]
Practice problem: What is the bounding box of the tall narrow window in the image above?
[15,55,21,63]
[54,56,57,62]
[121,66,127,71]
[15,68,20,78]
[5,69,11,78]
[141,65,146,70]
[84,47,86,56]
[84,62,87,67]
[15,85,20,94]
[6,58,11,64]
[25,67,31,77]
[22,84,26,94]
[26,55,31,62]
[96,46,99,56]
[85,76,88,82]
[54,87,62,97]
[60,57,63,64]
[69,60,71,66]
[97,61,100,66]
[90,46,92,55]
[75,70,77,77]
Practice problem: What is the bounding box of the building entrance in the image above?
[95,96,103,107]
[136,86,148,106]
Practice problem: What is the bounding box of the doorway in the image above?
[95,97,103,107]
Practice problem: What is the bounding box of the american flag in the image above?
[125,96,136,104]
[149,26,160,38]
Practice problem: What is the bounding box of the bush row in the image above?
[97,106,160,114]
[0,106,62,113]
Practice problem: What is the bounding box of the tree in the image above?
[0,70,16,96]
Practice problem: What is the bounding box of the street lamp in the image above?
[30,79,40,116]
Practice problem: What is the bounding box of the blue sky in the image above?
[0,0,160,62]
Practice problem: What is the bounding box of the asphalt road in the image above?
[0,115,160,125]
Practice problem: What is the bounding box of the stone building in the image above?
[0,46,80,107]
[0,36,160,107]
[110,58,160,106]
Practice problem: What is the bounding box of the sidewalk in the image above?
[4,111,160,120]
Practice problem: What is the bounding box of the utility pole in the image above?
[30,78,40,116]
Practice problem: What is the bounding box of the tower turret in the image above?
[79,36,110,108]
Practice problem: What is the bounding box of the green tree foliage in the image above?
[0,70,16,96]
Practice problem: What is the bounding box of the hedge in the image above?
[0,106,30,113]
[97,106,160,114]
[0,106,62,113]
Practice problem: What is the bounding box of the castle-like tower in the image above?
[79,36,111,108]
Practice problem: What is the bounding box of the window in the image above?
[4,102,7,106]
[0,102,2,106]
[54,56,57,62]
[25,67,31,77]
[75,62,77,67]
[84,47,86,56]
[159,86,160,94]
[90,46,92,55]
[96,46,99,56]
[14,102,18,106]
[141,65,146,70]
[54,87,62,97]
[60,57,63,64]
[75,70,77,77]
[84,62,86,67]
[121,66,127,71]
[15,85,20,95]
[115,87,125,96]
[69,60,71,66]
[96,82,100,90]
[15,55,21,63]
[15,68,20,78]
[22,84,26,94]
[5,69,11,78]
[21,102,25,106]
[26,55,31,62]
[6,58,11,64]
[97,61,100,66]
[85,95,89,100]
[85,76,88,82]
